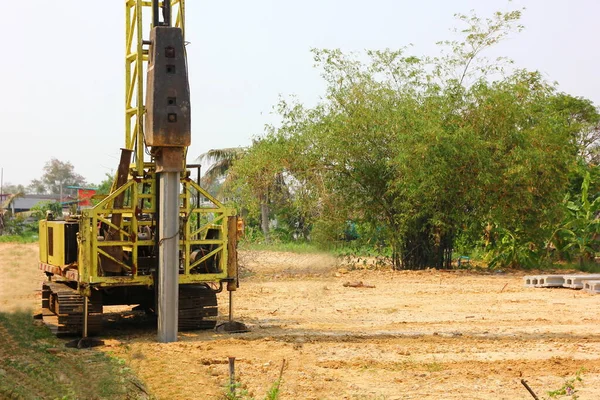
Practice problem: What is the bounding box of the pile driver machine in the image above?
[38,0,240,343]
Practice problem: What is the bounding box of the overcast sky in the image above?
[1,0,599,187]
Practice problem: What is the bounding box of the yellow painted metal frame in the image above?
[79,173,235,287]
[38,1,237,290]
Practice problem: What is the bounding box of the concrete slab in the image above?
[536,275,565,287]
[523,275,565,288]
[582,280,600,294]
[523,275,537,287]
[562,274,600,289]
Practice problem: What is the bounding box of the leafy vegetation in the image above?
[28,158,87,195]
[223,360,285,400]
[94,172,115,196]
[223,381,282,400]
[553,172,600,265]
[199,147,247,188]
[1,200,61,240]
[0,234,38,244]
[1,157,90,240]
[547,368,585,399]
[220,8,600,270]
[0,311,151,399]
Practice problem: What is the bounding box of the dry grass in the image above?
[0,243,151,399]
[0,243,45,312]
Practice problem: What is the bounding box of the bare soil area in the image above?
[0,243,46,312]
[2,243,600,399]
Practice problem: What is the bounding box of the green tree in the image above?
[229,138,291,241]
[27,179,46,194]
[548,94,600,163]
[198,148,246,187]
[0,183,25,195]
[233,8,597,270]
[30,158,86,195]
[93,172,114,196]
[29,200,63,220]
[553,172,600,266]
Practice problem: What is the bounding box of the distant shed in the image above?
[8,194,63,213]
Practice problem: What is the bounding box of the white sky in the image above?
[1,0,599,187]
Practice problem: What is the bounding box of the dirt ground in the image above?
[0,243,46,313]
[2,243,600,399]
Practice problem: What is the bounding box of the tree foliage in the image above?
[0,183,25,195]
[553,172,600,266]
[29,158,86,195]
[228,8,599,270]
[229,138,299,240]
[93,173,114,196]
[198,148,246,187]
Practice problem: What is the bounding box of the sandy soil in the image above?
[0,243,46,312]
[2,243,600,399]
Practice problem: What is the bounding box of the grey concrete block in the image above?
[582,280,600,294]
[563,274,600,289]
[523,275,538,287]
[536,275,565,287]
[523,275,565,288]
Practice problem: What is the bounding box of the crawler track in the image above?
[41,282,217,336]
[178,285,218,330]
[42,281,103,337]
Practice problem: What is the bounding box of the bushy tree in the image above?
[29,158,86,195]
[229,138,291,240]
[230,8,598,269]
[198,148,246,187]
[93,172,114,196]
[0,183,25,195]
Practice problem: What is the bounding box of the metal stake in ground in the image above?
[229,290,234,324]
[83,295,88,339]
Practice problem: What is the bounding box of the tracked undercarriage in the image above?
[42,281,103,337]
[41,280,219,337]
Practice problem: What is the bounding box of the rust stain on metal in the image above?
[101,149,133,273]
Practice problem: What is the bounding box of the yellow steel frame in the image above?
[125,0,185,175]
[80,174,235,287]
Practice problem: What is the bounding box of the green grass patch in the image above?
[0,311,151,399]
[239,240,325,254]
[239,239,391,259]
[0,235,38,244]
[542,262,600,274]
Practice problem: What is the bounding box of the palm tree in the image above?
[197,147,246,188]
[198,146,279,241]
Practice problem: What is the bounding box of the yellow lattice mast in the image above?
[125,0,186,175]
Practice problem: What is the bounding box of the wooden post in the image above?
[228,356,236,395]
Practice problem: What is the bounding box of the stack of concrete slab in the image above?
[523,274,600,294]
